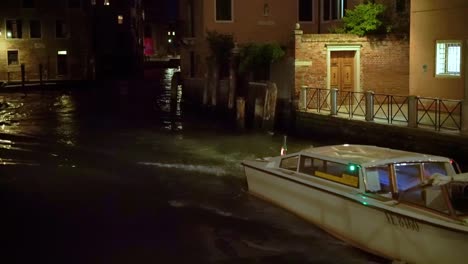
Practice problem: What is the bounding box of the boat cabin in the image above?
[276,145,468,219]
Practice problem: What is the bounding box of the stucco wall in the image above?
[410,0,468,100]
[203,0,308,44]
[294,33,409,99]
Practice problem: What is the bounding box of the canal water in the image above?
[0,68,388,263]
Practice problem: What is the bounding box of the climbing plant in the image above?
[206,31,234,78]
[206,31,234,70]
[239,42,285,80]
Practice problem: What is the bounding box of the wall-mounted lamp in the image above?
[7,31,12,38]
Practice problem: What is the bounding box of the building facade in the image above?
[0,0,91,82]
[294,33,409,99]
[179,0,410,105]
[410,0,468,100]
[179,0,342,80]
[89,0,145,80]
[0,0,145,83]
[143,0,179,59]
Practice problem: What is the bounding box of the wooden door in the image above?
[330,51,355,93]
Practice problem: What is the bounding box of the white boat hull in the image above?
[244,164,468,264]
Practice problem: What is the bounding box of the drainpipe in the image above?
[463,40,468,133]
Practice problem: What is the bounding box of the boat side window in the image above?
[365,166,391,195]
[299,156,316,175]
[395,163,425,206]
[279,155,299,172]
[313,159,359,188]
[395,163,422,192]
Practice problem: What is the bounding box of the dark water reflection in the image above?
[0,69,388,263]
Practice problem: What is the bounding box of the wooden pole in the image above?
[236,97,245,130]
[21,64,26,95]
[39,64,43,92]
[263,82,278,131]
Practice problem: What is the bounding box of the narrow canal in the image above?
[0,68,388,263]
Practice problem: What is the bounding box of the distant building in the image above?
[143,0,179,59]
[0,0,145,83]
[89,0,145,80]
[0,0,91,82]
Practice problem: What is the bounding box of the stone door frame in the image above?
[326,44,361,92]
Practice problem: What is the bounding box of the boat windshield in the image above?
[396,162,453,214]
[365,162,456,214]
[448,182,468,216]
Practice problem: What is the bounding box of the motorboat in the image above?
[241,144,468,264]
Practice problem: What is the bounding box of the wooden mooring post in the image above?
[39,64,43,92]
[236,97,245,130]
[262,82,278,131]
[21,64,26,95]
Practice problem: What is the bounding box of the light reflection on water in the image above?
[0,92,79,145]
[53,94,78,146]
[158,67,183,131]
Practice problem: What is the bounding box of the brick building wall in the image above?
[294,32,409,99]
[0,1,91,82]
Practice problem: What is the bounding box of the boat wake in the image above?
[168,200,239,218]
[138,161,228,176]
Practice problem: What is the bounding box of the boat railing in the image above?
[300,87,463,132]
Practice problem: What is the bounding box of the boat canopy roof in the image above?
[300,144,451,167]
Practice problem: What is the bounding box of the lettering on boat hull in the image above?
[385,212,420,232]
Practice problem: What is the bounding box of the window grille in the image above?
[436,41,461,77]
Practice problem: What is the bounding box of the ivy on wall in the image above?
[206,31,234,61]
[205,30,285,81]
[239,43,284,72]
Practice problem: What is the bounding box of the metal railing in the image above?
[300,87,463,132]
[336,91,366,119]
[304,88,331,113]
[417,97,462,131]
